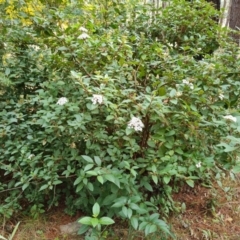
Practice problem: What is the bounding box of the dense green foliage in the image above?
[1,0,240,238]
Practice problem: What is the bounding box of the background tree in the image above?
[229,0,240,43]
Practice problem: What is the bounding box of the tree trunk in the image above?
[229,0,240,43]
[219,0,231,27]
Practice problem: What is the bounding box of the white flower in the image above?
[57,97,68,105]
[91,94,103,105]
[182,79,189,84]
[223,115,237,122]
[28,154,35,159]
[128,117,144,132]
[219,93,224,100]
[182,79,194,89]
[77,33,90,40]
[196,162,201,168]
[189,83,194,89]
[29,45,40,51]
[79,26,88,32]
[176,91,182,97]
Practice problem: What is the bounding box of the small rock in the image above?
[59,221,81,235]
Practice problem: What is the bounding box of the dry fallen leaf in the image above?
[225,216,233,222]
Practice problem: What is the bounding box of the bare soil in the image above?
[1,175,240,240]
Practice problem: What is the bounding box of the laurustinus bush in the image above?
[0,0,240,238]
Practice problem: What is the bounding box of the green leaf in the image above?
[53,180,62,185]
[57,46,68,51]
[111,197,127,208]
[94,156,102,166]
[130,217,138,230]
[186,179,194,188]
[86,170,98,176]
[87,182,94,191]
[39,184,48,191]
[139,221,148,231]
[169,88,176,97]
[217,143,237,152]
[99,217,115,225]
[104,174,120,188]
[175,148,183,154]
[122,206,128,217]
[76,184,83,192]
[84,164,94,172]
[152,175,158,184]
[165,130,175,136]
[9,118,18,123]
[149,213,160,221]
[92,203,100,217]
[145,224,157,236]
[78,224,90,235]
[130,169,137,178]
[129,195,141,202]
[74,176,82,186]
[232,165,240,173]
[90,218,99,227]
[81,155,94,163]
[106,115,115,121]
[155,219,174,237]
[97,175,104,184]
[163,175,171,184]
[22,182,29,191]
[127,208,133,219]
[102,194,117,206]
[147,140,155,148]
[5,68,10,76]
[126,127,133,135]
[129,203,139,210]
[79,217,92,225]
[129,204,147,214]
[158,87,166,96]
[143,181,153,192]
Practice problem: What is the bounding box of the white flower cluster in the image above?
[91,94,103,105]
[219,93,224,100]
[78,26,90,40]
[57,97,68,105]
[196,162,201,168]
[78,33,90,40]
[223,115,237,122]
[29,45,40,51]
[56,95,145,132]
[176,91,182,97]
[182,79,194,89]
[79,27,88,32]
[128,117,144,132]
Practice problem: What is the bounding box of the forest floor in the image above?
[1,174,240,240]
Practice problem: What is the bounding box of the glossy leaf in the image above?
[79,217,92,225]
[92,203,100,217]
[99,217,115,225]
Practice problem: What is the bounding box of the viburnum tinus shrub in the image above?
[0,0,240,238]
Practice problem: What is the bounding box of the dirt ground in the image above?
[170,174,240,240]
[1,174,240,240]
